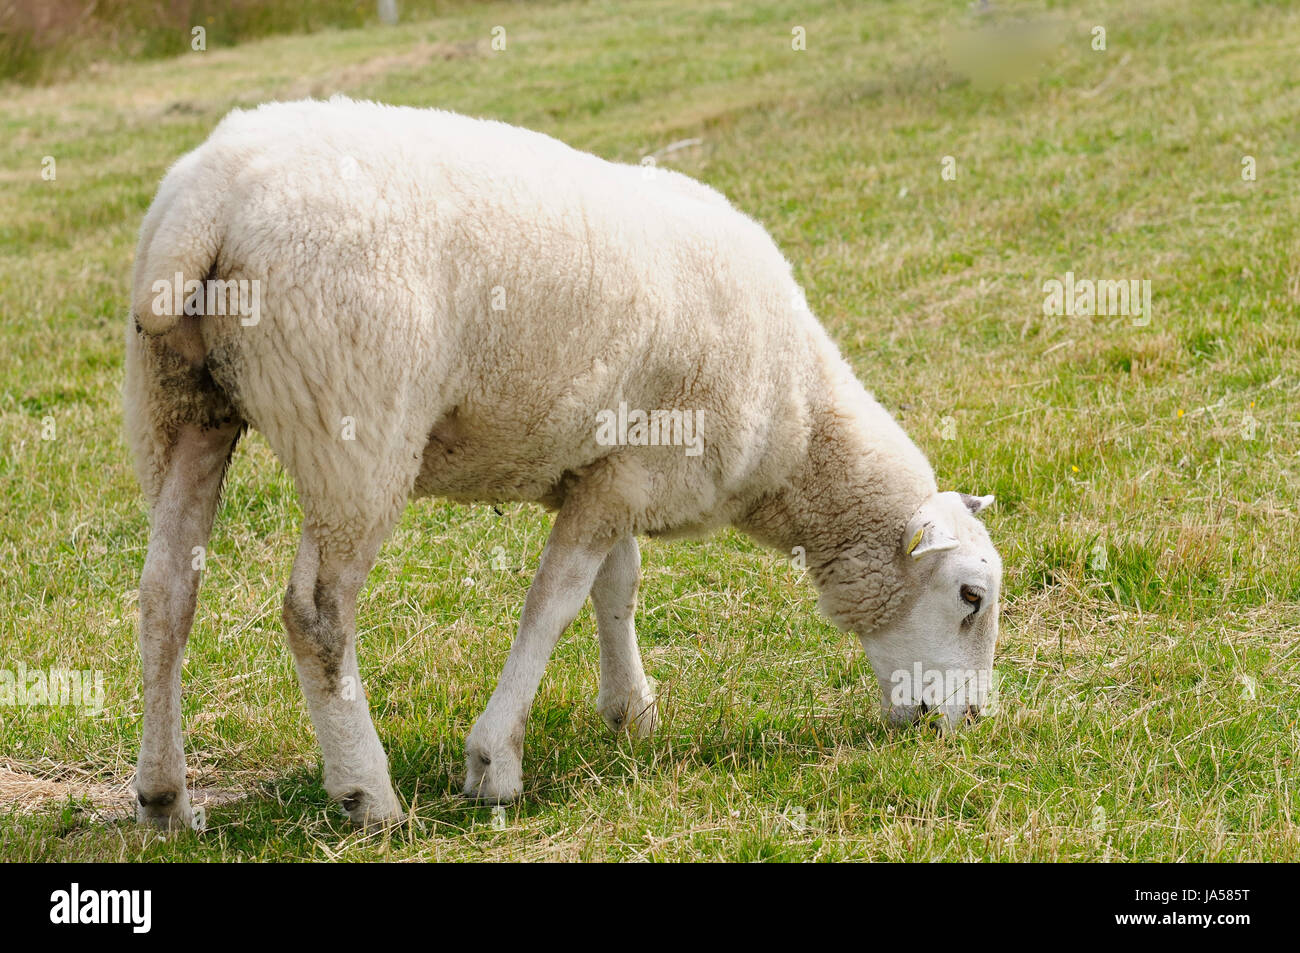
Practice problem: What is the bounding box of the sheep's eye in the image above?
[959,585,982,611]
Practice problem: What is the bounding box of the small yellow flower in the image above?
[1177,408,1184,417]
[1071,465,1079,473]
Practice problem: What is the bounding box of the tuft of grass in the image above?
[1,0,1298,861]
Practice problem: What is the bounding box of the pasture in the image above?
[1,0,1297,861]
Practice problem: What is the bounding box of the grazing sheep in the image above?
[125,97,1002,828]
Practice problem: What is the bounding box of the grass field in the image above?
[1,0,1298,861]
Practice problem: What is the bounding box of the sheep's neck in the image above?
[738,382,936,633]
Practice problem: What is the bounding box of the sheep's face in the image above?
[859,491,1002,732]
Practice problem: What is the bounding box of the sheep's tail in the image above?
[130,156,224,336]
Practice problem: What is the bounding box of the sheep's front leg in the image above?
[592,535,658,737]
[464,514,615,803]
[283,529,403,828]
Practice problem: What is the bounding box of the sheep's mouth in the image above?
[915,701,946,733]
[884,700,983,733]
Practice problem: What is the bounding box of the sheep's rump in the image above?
[132,98,820,534]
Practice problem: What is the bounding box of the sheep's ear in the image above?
[904,506,960,559]
[960,493,996,515]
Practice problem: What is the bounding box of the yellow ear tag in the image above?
[907,528,924,555]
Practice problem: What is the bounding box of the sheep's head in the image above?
[859,491,1002,732]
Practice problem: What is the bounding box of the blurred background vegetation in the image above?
[0,0,509,84]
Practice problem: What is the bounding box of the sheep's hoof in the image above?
[462,743,523,804]
[597,685,659,739]
[136,789,194,832]
[337,787,405,830]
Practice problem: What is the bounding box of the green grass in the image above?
[1,0,1298,861]
[0,0,486,85]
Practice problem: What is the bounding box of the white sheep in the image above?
[125,97,1002,828]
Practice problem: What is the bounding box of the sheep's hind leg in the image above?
[464,507,618,803]
[282,524,403,829]
[135,421,243,830]
[592,535,658,738]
